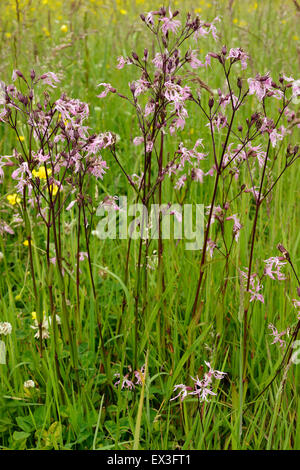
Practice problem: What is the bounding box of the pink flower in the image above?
[227,48,249,70]
[97,83,116,98]
[66,200,77,211]
[247,144,268,168]
[170,384,193,402]
[145,11,154,26]
[114,373,135,390]
[174,174,187,189]
[206,238,217,258]
[134,365,146,385]
[186,50,211,69]
[79,252,88,262]
[171,362,226,403]
[205,205,223,225]
[160,8,181,35]
[133,136,144,146]
[226,214,242,241]
[268,323,287,348]
[0,220,14,235]
[130,79,150,98]
[116,56,132,69]
[99,195,119,211]
[191,168,205,183]
[204,362,227,381]
[144,101,155,117]
[190,375,217,402]
[282,75,300,99]
[241,269,264,303]
[152,53,164,70]
[178,139,206,167]
[269,126,286,148]
[264,257,286,281]
[164,81,191,111]
[248,73,283,101]
[146,140,154,153]
[39,72,61,88]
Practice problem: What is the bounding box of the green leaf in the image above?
[13,431,30,441]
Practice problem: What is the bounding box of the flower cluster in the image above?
[264,257,286,281]
[114,365,146,390]
[241,269,264,303]
[268,323,289,349]
[171,362,226,402]
[30,312,61,340]
[0,322,12,336]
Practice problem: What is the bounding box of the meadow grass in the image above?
[0,0,299,450]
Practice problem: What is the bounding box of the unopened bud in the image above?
[222,45,227,55]
[277,243,290,260]
[209,97,214,108]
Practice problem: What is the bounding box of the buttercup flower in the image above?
[6,194,21,205]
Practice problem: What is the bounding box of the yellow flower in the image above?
[293,35,299,41]
[119,9,127,15]
[15,294,22,301]
[32,167,52,179]
[19,136,25,142]
[60,24,68,33]
[5,32,12,38]
[49,184,59,197]
[7,194,21,205]
[31,311,37,320]
[233,18,238,24]
[23,240,29,247]
[42,27,50,37]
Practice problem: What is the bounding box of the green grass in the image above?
[0,0,300,450]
